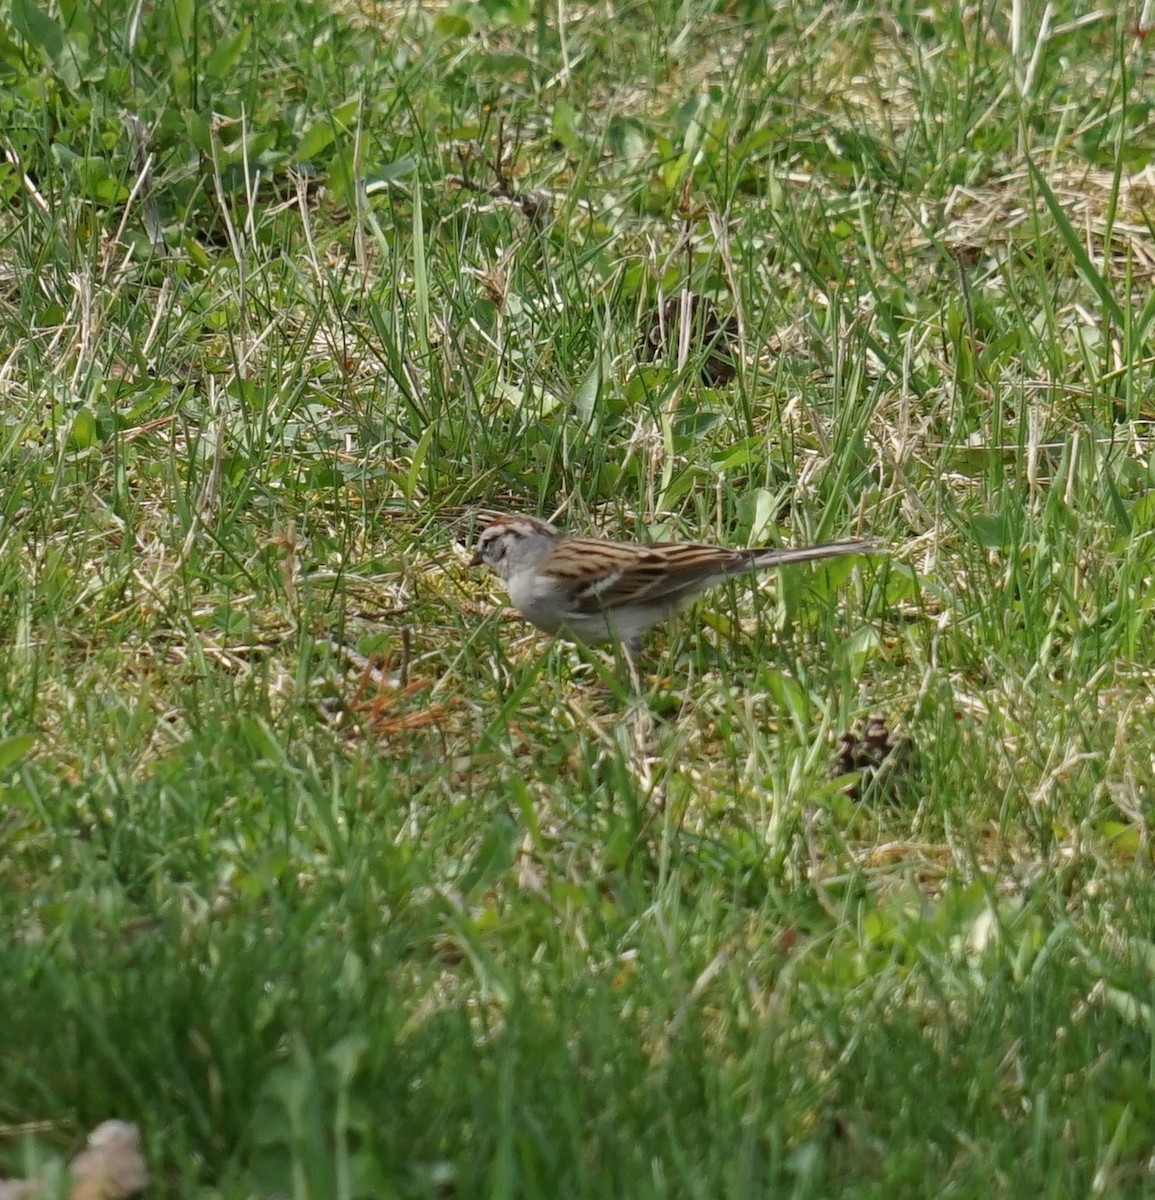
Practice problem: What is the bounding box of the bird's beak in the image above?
[469,550,483,567]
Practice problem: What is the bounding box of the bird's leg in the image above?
[621,638,643,695]
[618,637,656,754]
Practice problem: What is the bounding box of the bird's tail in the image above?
[745,539,877,571]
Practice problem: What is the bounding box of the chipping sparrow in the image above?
[470,514,874,654]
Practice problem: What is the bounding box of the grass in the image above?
[3,0,1155,1194]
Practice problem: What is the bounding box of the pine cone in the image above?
[833,715,910,801]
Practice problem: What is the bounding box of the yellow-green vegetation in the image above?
[3,0,1155,1194]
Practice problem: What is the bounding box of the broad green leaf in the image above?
[296,118,336,162]
[1104,986,1151,1028]
[552,99,582,152]
[183,109,212,154]
[606,116,650,171]
[403,423,436,503]
[11,0,64,63]
[364,155,417,190]
[763,669,810,729]
[204,26,250,82]
[843,625,881,676]
[172,0,195,46]
[69,407,98,449]
[434,11,472,36]
[0,734,35,773]
[738,487,778,542]
[296,100,359,164]
[971,512,1010,549]
[573,352,610,425]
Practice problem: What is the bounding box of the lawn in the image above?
[3,0,1155,1194]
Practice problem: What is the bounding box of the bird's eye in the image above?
[493,541,507,560]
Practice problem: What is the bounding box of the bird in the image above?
[469,513,874,662]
